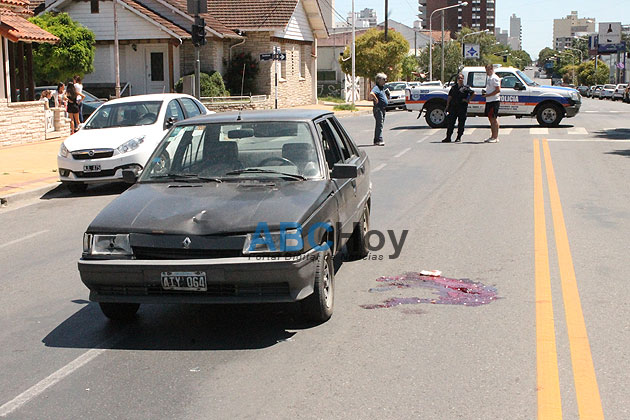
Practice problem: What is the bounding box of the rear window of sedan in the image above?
[142,121,322,180]
[84,101,162,129]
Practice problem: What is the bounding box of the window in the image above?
[328,117,358,158]
[165,100,185,124]
[150,52,164,82]
[90,0,99,13]
[497,72,520,88]
[279,46,287,80]
[301,45,308,79]
[469,72,487,88]
[180,98,201,118]
[316,120,343,170]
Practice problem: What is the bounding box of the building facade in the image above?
[553,11,595,50]
[418,0,495,33]
[346,8,377,28]
[509,13,521,50]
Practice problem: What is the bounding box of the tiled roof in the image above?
[164,0,298,30]
[0,9,59,43]
[120,0,189,38]
[0,0,29,7]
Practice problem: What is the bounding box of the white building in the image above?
[495,27,508,46]
[509,13,521,50]
[553,11,595,50]
[347,8,377,28]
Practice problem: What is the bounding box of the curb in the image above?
[0,182,60,208]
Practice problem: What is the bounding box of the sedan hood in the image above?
[64,126,160,151]
[88,180,334,235]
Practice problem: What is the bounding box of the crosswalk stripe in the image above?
[567,127,588,135]
[531,128,549,135]
[464,128,477,135]
[502,128,513,135]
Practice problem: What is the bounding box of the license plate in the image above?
[161,271,207,291]
[83,164,101,173]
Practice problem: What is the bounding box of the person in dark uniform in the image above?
[442,73,475,143]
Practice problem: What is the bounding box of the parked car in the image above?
[78,109,371,323]
[57,93,211,193]
[420,81,444,87]
[577,86,590,97]
[600,84,616,100]
[591,85,604,99]
[35,86,104,118]
[624,85,630,103]
[612,84,627,101]
[384,82,407,110]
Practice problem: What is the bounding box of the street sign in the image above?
[464,44,480,59]
[260,52,286,61]
[187,0,207,15]
[275,52,287,61]
[260,53,273,61]
[598,22,622,45]
[598,42,626,54]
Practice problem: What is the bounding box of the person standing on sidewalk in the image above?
[442,73,475,143]
[73,75,84,123]
[65,82,82,133]
[52,82,65,109]
[482,64,501,143]
[370,73,389,146]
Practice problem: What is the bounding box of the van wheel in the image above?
[425,104,447,128]
[301,249,334,323]
[99,302,140,321]
[64,182,87,193]
[346,205,370,260]
[536,103,563,127]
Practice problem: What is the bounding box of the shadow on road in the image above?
[606,149,630,158]
[42,301,315,351]
[593,128,630,140]
[40,183,130,200]
[389,123,574,131]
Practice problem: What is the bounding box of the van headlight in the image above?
[84,233,132,256]
[117,136,145,154]
[569,91,580,102]
[59,142,69,158]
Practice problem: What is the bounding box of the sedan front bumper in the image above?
[78,249,319,304]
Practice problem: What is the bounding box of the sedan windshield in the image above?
[84,101,162,129]
[141,121,322,181]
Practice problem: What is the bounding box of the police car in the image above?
[405,66,582,128]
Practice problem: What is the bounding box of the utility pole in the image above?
[113,0,121,98]
[441,10,445,82]
[384,0,388,41]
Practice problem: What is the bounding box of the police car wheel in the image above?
[536,104,563,127]
[425,105,447,128]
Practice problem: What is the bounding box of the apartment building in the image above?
[418,0,495,33]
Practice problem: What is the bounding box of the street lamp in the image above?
[429,1,468,81]
[461,29,490,64]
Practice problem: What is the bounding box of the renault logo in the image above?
[182,237,192,249]
[88,150,95,157]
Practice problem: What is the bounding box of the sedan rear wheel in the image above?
[99,302,140,321]
[425,104,447,128]
[301,248,334,323]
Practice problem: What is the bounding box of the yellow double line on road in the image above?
[533,139,605,420]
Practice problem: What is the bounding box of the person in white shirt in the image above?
[52,82,65,109]
[482,64,501,143]
[74,75,85,123]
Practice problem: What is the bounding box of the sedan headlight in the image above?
[84,233,132,256]
[117,136,145,154]
[569,91,580,101]
[59,142,69,158]
[242,228,303,255]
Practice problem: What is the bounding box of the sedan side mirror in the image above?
[165,117,176,129]
[331,163,358,179]
[122,169,137,184]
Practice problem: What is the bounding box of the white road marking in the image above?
[530,128,549,135]
[464,128,477,135]
[502,128,513,135]
[373,163,387,172]
[567,127,588,135]
[546,138,630,142]
[0,348,106,417]
[426,129,440,135]
[0,230,48,250]
[394,148,412,158]
[417,136,429,144]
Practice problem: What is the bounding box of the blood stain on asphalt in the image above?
[361,273,499,310]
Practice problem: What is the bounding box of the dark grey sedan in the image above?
[79,110,371,323]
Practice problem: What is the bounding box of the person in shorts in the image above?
[482,64,501,143]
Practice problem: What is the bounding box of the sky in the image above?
[332,0,630,58]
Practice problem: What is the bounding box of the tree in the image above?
[456,27,502,66]
[175,71,228,97]
[577,59,609,85]
[223,52,259,96]
[418,41,464,82]
[537,47,557,66]
[29,13,95,85]
[401,55,420,81]
[339,29,409,80]
[510,50,533,70]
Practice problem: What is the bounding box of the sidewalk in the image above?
[0,138,63,204]
[295,100,373,117]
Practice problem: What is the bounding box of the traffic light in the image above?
[192,18,206,47]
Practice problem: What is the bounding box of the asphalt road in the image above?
[1,98,629,420]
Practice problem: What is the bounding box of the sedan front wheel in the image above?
[301,248,334,323]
